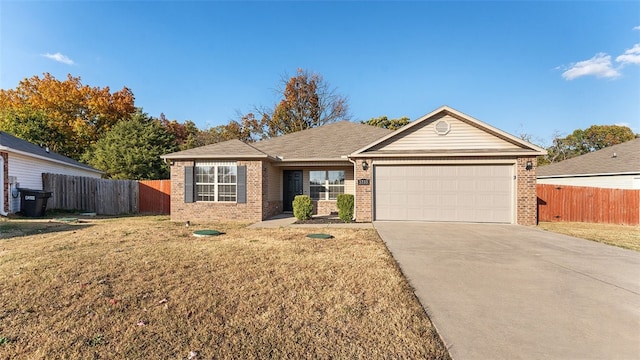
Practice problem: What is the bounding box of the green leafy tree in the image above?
[84,110,177,179]
[260,69,350,137]
[581,125,635,151]
[543,125,635,164]
[0,107,68,150]
[362,116,410,130]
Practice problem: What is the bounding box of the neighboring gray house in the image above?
[0,131,103,215]
[163,106,546,225]
[537,138,640,189]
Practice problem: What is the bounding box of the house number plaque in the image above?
[357,179,370,185]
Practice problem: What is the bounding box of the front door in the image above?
[283,170,303,212]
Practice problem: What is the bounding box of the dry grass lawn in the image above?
[0,216,449,359]
[537,221,640,251]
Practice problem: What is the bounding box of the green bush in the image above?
[293,195,313,221]
[337,194,354,223]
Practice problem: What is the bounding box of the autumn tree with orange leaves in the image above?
[260,69,350,137]
[0,73,135,159]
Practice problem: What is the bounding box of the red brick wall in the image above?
[263,200,282,219]
[516,156,539,226]
[170,160,264,222]
[314,200,338,215]
[354,158,373,222]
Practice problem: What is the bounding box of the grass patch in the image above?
[537,222,640,251]
[0,216,449,359]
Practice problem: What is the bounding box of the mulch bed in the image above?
[294,215,346,225]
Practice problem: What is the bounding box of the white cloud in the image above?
[42,52,75,65]
[634,26,640,31]
[616,43,640,65]
[561,53,620,80]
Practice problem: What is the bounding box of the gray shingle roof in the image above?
[162,121,392,161]
[162,139,269,159]
[252,121,392,160]
[537,138,640,177]
[0,131,101,173]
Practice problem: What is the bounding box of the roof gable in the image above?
[537,138,640,177]
[0,131,101,173]
[352,106,546,156]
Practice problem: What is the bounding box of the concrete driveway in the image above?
[374,222,640,360]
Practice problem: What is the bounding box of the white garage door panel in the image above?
[374,165,513,223]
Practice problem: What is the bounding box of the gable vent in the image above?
[434,120,451,135]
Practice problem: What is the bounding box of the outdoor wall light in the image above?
[362,160,369,171]
[525,160,533,171]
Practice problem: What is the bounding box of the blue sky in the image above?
[1,1,639,146]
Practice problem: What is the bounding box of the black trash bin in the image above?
[18,188,52,217]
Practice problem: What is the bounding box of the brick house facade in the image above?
[163,106,546,226]
[170,160,266,222]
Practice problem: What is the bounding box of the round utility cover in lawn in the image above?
[193,230,222,237]
[307,233,333,239]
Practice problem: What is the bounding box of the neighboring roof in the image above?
[162,139,270,160]
[0,131,102,173]
[351,105,547,157]
[537,138,640,177]
[162,121,392,161]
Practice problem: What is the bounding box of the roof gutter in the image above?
[275,157,352,162]
[0,155,8,216]
[349,151,545,158]
[537,171,640,179]
[161,154,276,161]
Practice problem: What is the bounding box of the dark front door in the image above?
[283,170,303,212]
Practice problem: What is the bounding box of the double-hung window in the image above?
[195,162,237,202]
[309,170,345,200]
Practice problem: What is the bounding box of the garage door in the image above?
[374,164,513,223]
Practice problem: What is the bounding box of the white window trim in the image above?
[310,170,345,201]
[195,162,237,203]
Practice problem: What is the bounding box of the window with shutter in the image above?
[193,162,243,203]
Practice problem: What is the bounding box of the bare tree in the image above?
[259,69,351,137]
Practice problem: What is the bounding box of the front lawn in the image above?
[0,216,449,359]
[537,221,640,251]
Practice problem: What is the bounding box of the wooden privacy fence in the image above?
[139,180,171,214]
[43,174,171,215]
[537,184,640,225]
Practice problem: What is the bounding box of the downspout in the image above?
[348,157,357,221]
[0,155,7,216]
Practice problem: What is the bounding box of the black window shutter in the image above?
[184,166,194,203]
[237,165,247,204]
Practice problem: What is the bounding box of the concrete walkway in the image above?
[375,221,640,360]
[248,214,373,229]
